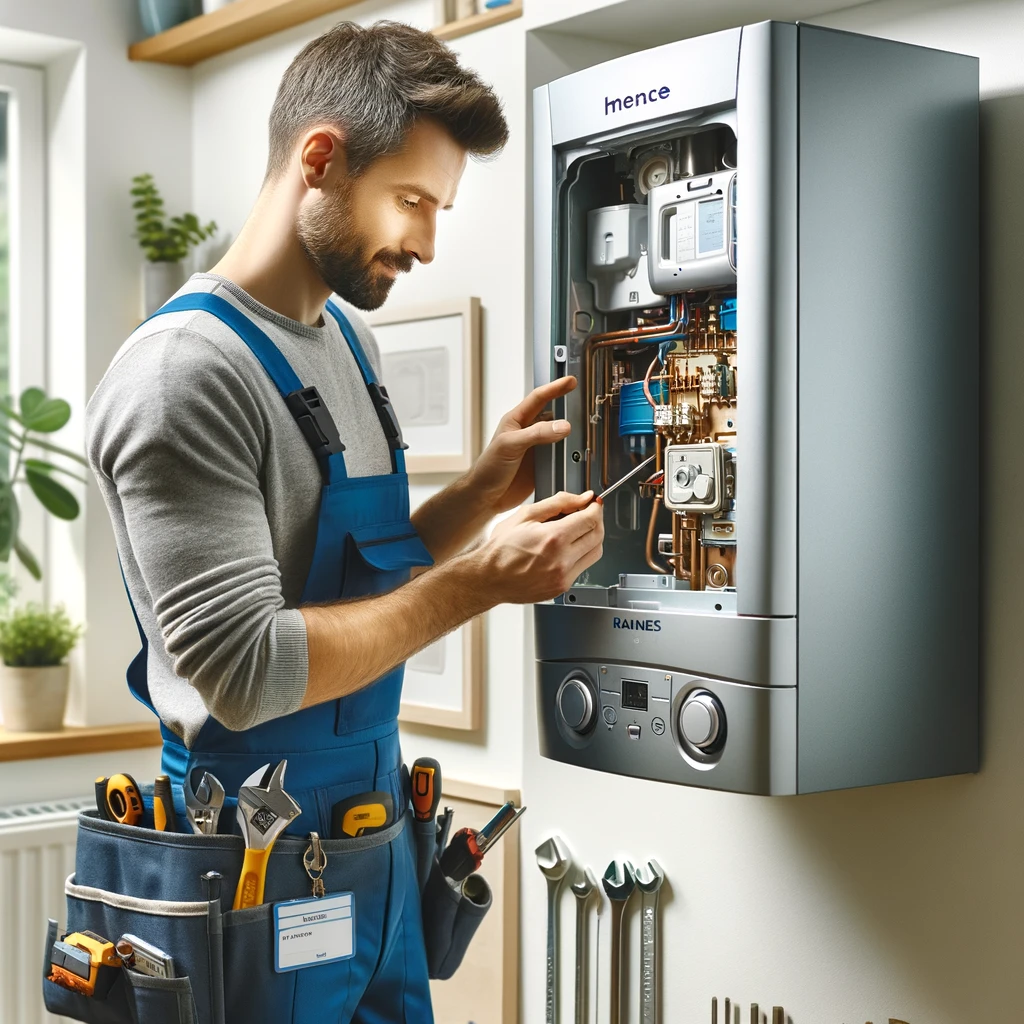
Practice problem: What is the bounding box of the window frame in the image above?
[0,61,46,597]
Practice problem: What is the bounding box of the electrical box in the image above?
[532,22,979,794]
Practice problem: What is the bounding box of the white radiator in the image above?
[0,797,92,1024]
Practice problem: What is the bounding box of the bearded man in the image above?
[86,19,603,1022]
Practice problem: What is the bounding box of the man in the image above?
[87,19,603,1023]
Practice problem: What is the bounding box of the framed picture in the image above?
[429,778,520,1024]
[400,481,484,730]
[367,298,482,474]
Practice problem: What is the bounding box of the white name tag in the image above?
[274,892,355,972]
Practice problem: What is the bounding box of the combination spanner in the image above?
[536,835,573,1024]
[571,866,598,1024]
[602,859,636,1024]
[636,859,665,1024]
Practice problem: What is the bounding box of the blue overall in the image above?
[122,292,436,1023]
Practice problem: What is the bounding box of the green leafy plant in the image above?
[0,387,88,580]
[131,173,217,263]
[0,603,82,667]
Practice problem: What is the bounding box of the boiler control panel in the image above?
[537,659,797,794]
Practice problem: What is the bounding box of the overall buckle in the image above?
[368,383,410,451]
[284,387,346,459]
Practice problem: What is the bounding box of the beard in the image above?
[296,180,414,312]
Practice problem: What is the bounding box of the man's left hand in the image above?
[469,376,577,515]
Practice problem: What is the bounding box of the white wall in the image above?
[0,0,189,795]
[0,0,192,728]
[518,3,1024,1023]
[191,0,530,790]
[14,0,1016,1017]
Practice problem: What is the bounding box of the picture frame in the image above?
[367,297,482,474]
[399,481,484,730]
[428,778,520,1024]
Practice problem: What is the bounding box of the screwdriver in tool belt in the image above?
[439,801,526,882]
[411,757,442,889]
[411,757,441,823]
[153,775,178,832]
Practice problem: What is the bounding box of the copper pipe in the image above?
[585,338,639,486]
[587,310,685,345]
[582,306,686,482]
[645,494,669,574]
[672,513,687,581]
[598,356,606,487]
[688,515,702,592]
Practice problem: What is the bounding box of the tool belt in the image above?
[43,803,490,1023]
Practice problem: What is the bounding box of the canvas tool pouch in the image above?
[45,800,491,1023]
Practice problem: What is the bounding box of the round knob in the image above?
[675,463,698,487]
[679,692,722,750]
[557,677,595,734]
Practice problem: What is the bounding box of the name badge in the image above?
[274,892,355,972]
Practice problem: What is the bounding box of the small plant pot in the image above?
[0,663,69,732]
[141,260,187,319]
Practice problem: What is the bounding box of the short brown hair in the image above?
[266,20,508,179]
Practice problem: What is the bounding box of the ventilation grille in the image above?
[0,795,93,831]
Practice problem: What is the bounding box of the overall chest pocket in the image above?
[341,521,434,599]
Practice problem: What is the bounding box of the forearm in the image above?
[299,548,493,708]
[411,474,496,563]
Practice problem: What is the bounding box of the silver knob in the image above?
[674,463,698,487]
[557,677,595,734]
[679,692,722,750]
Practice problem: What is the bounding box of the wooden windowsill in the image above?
[128,0,523,67]
[0,722,162,763]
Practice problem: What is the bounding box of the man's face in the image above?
[297,119,468,311]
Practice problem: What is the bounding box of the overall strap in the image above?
[119,557,156,714]
[325,301,409,474]
[154,293,348,482]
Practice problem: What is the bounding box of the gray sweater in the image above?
[87,274,392,746]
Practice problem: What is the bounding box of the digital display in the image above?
[697,197,725,255]
[621,679,649,711]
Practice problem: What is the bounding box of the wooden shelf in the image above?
[433,3,522,42]
[129,0,523,67]
[0,722,162,763]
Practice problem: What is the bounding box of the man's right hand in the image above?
[475,490,605,605]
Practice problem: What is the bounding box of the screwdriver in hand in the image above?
[552,455,657,521]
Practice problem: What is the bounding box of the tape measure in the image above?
[49,930,120,997]
[331,791,394,838]
[102,774,143,826]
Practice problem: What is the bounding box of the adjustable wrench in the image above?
[185,769,225,836]
[636,859,664,1024]
[536,836,573,1024]
[571,866,598,1024]
[602,860,636,1024]
[233,761,301,910]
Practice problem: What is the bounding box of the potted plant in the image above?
[0,604,83,732]
[0,386,88,581]
[131,172,216,319]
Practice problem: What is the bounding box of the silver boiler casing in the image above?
[532,22,980,794]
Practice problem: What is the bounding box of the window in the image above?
[0,63,45,594]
